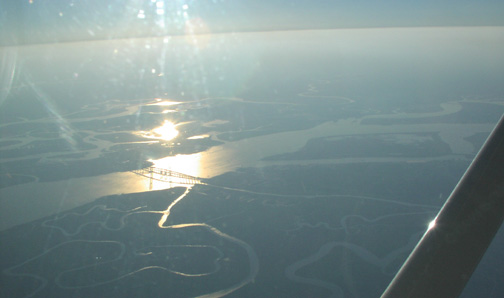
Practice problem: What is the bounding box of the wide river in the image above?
[0,100,494,230]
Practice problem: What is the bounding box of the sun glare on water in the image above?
[151,153,202,178]
[135,154,203,191]
[147,99,182,106]
[152,121,179,141]
[136,120,179,141]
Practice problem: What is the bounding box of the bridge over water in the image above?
[131,166,204,188]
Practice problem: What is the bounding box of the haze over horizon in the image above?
[2,0,504,46]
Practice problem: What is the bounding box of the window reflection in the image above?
[428,219,437,231]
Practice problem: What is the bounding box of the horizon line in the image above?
[2,25,503,48]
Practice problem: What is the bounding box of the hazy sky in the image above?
[1,0,504,45]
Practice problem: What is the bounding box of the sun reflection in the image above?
[151,153,202,178]
[187,134,210,140]
[153,121,179,140]
[135,120,179,141]
[147,99,182,106]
